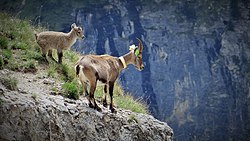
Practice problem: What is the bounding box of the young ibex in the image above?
[35,23,85,63]
[75,38,144,113]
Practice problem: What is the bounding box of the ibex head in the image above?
[71,23,85,39]
[130,38,144,71]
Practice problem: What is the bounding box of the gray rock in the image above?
[43,79,55,85]
[0,87,173,141]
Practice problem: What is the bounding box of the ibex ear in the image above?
[71,23,76,29]
[136,38,143,54]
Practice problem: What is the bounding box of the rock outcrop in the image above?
[0,70,173,141]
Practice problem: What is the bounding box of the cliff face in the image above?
[0,69,173,141]
[74,1,250,140]
[1,0,250,140]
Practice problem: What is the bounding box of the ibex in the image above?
[75,38,144,113]
[35,23,85,63]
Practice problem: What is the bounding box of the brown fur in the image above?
[75,38,144,113]
[35,23,85,63]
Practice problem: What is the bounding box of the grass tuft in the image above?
[0,57,3,69]
[128,114,140,124]
[62,81,79,100]
[11,42,28,50]
[58,63,74,82]
[21,60,37,73]
[115,93,148,114]
[6,60,19,71]
[0,76,18,91]
[0,36,8,49]
[47,63,57,77]
[2,49,12,60]
[94,83,148,114]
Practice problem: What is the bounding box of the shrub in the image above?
[11,42,28,50]
[6,60,19,71]
[0,57,3,69]
[62,81,79,100]
[2,49,12,59]
[20,49,43,62]
[22,60,37,73]
[47,63,57,77]
[0,76,18,91]
[64,50,79,62]
[57,63,74,82]
[9,31,18,40]
[25,60,36,69]
[30,51,43,61]
[0,36,8,49]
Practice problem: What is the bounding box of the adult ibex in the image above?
[75,38,144,113]
[35,23,85,63]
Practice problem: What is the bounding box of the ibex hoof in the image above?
[89,103,94,108]
[41,60,49,65]
[111,108,117,114]
[102,101,108,108]
[49,57,57,63]
[96,106,102,112]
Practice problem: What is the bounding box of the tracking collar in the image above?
[119,56,127,69]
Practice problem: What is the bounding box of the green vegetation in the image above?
[0,12,148,114]
[0,36,8,49]
[62,81,79,100]
[47,63,57,77]
[94,83,148,114]
[115,94,148,114]
[0,76,18,91]
[58,63,75,82]
[128,114,140,124]
[0,57,3,69]
[0,12,43,72]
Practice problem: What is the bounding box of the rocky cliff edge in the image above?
[0,69,173,141]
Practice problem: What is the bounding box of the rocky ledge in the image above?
[0,70,173,141]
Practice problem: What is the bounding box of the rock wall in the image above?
[74,1,250,140]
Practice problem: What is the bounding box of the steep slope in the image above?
[0,12,173,141]
[0,69,173,141]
